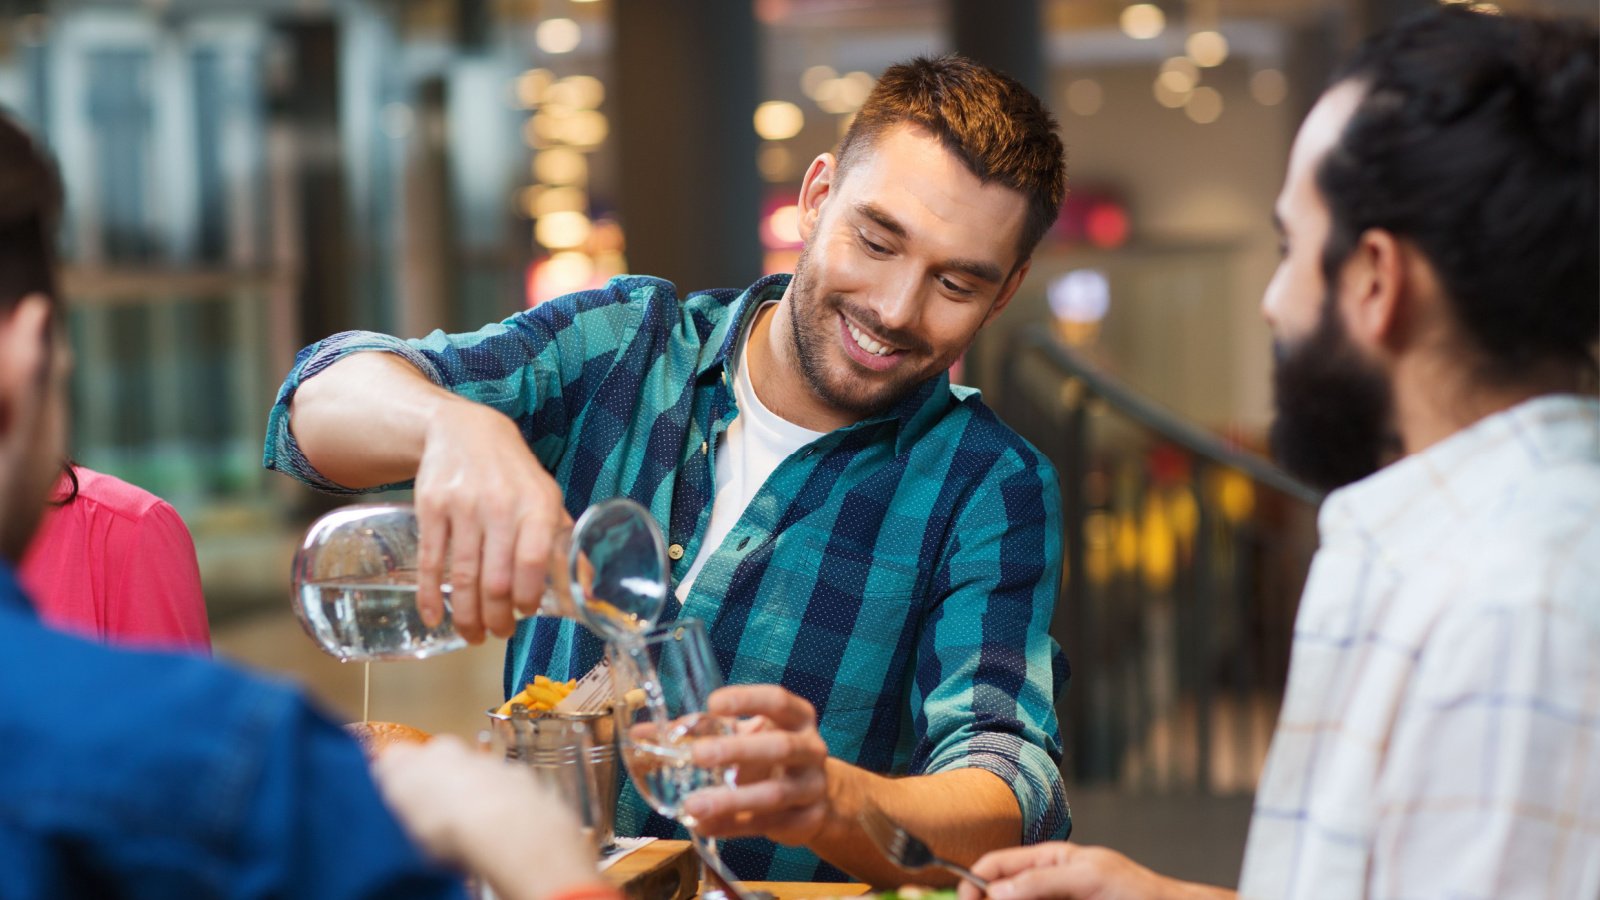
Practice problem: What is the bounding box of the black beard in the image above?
[1269,295,1395,492]
[787,246,929,421]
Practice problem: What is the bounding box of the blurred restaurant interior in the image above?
[3,0,1592,887]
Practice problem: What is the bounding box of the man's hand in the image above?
[959,843,1233,900]
[372,735,600,900]
[680,684,833,846]
[413,399,571,642]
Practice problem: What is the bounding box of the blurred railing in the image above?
[998,323,1321,795]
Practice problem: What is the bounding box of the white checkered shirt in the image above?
[1238,395,1600,899]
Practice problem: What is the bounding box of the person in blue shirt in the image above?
[0,112,604,900]
[269,56,1070,883]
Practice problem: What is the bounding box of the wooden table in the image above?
[604,840,870,900]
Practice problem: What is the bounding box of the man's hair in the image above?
[1318,7,1598,378]
[836,55,1066,262]
[0,109,62,317]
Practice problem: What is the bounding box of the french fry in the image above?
[495,675,579,717]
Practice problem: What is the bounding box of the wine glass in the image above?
[609,619,748,899]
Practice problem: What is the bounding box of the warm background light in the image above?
[533,148,588,185]
[1158,57,1199,94]
[1120,3,1166,40]
[535,18,581,55]
[753,100,804,140]
[514,68,554,108]
[1186,30,1230,67]
[535,210,593,249]
[800,64,837,98]
[546,75,605,110]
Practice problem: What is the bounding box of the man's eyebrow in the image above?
[852,202,908,239]
[944,257,1005,285]
[852,201,1004,284]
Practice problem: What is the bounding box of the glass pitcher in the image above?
[291,497,669,661]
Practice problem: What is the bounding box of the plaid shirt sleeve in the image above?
[911,445,1070,843]
[263,281,649,493]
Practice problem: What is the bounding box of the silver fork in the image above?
[860,804,990,891]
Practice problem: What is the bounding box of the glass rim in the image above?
[606,616,707,648]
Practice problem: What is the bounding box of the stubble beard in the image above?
[786,246,942,423]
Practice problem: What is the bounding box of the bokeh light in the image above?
[1120,3,1166,40]
[1186,30,1230,68]
[535,18,581,55]
[753,101,804,140]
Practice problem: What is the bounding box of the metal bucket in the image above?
[485,707,619,853]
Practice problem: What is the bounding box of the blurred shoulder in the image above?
[64,466,175,524]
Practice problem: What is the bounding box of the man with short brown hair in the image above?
[269,55,1071,883]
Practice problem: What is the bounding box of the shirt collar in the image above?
[701,273,958,455]
[1317,394,1600,553]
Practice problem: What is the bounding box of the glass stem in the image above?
[691,830,743,900]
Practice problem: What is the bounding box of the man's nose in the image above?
[873,275,921,336]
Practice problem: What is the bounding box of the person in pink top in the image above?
[19,463,210,653]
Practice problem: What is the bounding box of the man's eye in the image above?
[938,277,975,297]
[858,233,890,255]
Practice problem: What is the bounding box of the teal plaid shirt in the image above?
[265,274,1070,880]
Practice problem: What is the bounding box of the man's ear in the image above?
[0,295,53,438]
[1338,228,1407,354]
[796,153,837,244]
[982,258,1032,328]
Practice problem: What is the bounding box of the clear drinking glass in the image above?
[609,619,743,895]
[291,497,669,661]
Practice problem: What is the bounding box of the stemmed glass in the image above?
[609,618,750,900]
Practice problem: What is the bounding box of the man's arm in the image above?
[288,350,570,642]
[264,283,644,642]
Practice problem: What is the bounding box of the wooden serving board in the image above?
[604,840,698,900]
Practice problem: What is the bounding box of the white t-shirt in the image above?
[676,304,824,602]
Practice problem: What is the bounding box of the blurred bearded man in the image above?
[960,8,1600,900]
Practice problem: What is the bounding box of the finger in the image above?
[987,862,1103,900]
[707,685,817,730]
[680,769,825,822]
[511,511,554,619]
[415,496,450,629]
[449,514,486,643]
[971,843,1077,882]
[692,729,827,769]
[690,805,827,841]
[479,516,517,638]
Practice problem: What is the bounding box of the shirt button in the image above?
[668,544,685,560]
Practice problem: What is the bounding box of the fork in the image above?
[860,804,990,891]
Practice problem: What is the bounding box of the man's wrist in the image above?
[816,757,876,847]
